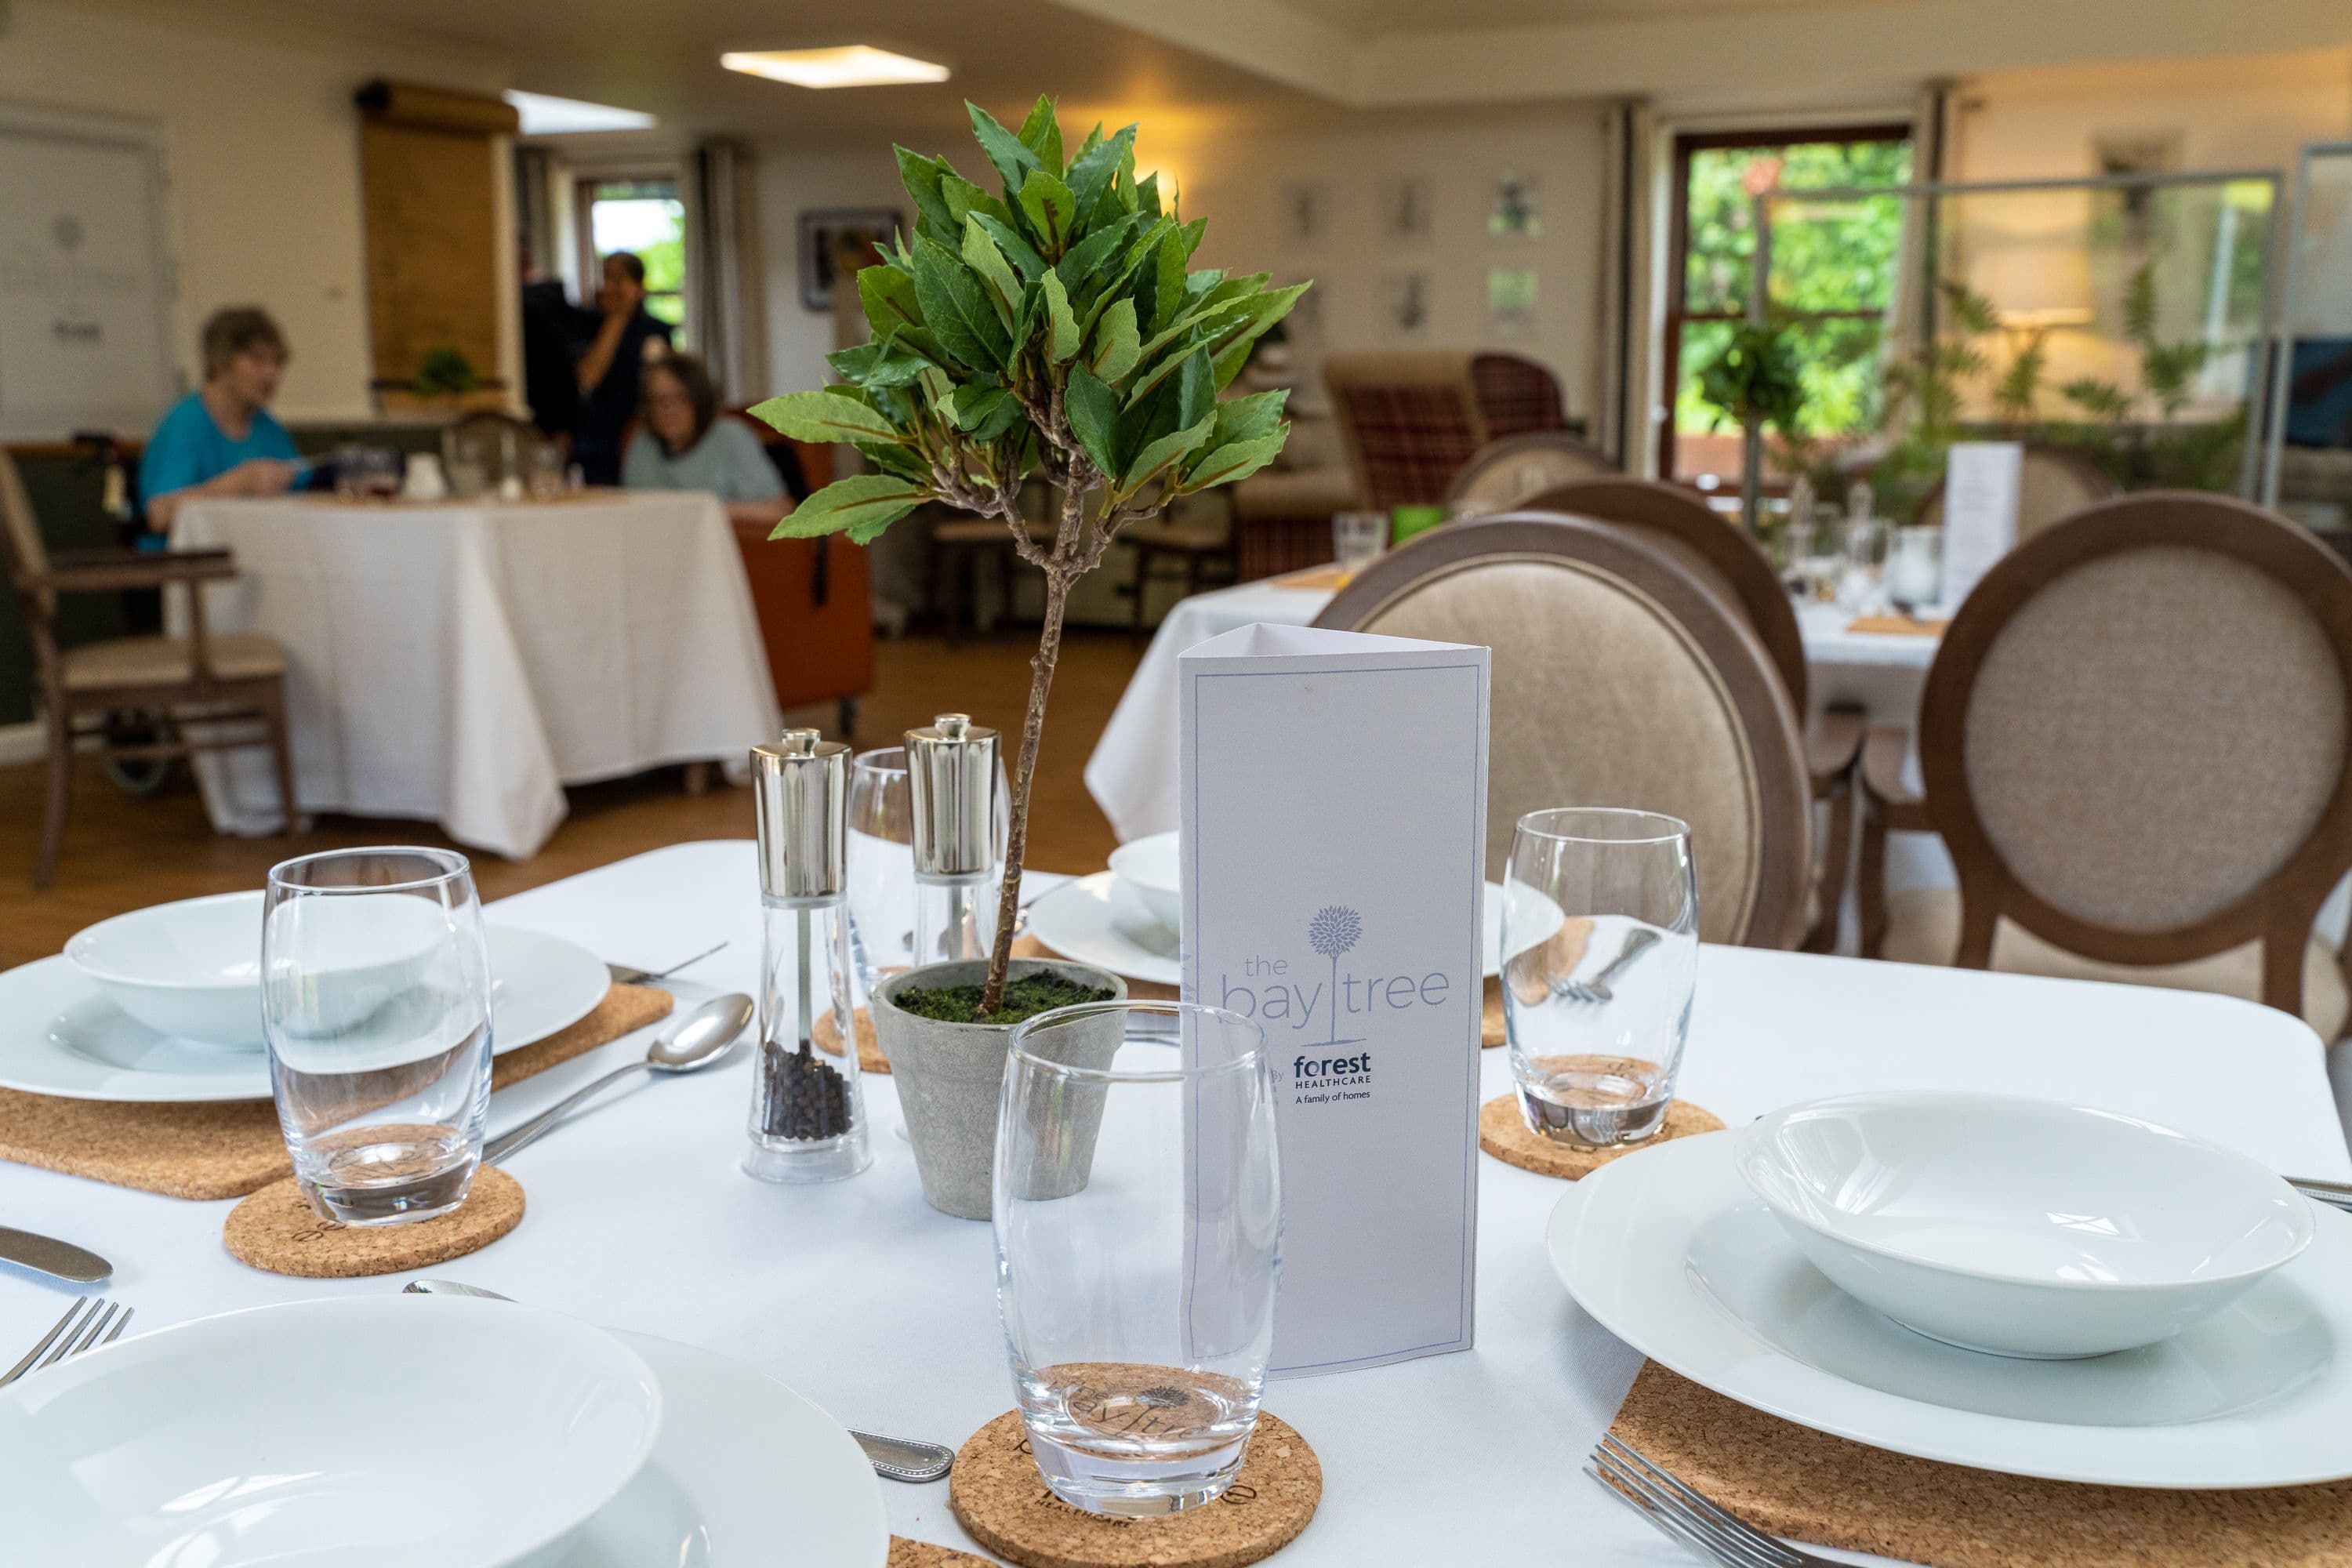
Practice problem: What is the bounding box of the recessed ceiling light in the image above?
[720,46,950,89]
[502,90,657,135]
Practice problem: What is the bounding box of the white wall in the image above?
[752,104,1612,422]
[0,1,515,424]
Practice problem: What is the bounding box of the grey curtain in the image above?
[1593,100,1659,474]
[690,140,765,402]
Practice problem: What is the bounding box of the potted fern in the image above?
[750,96,1303,1215]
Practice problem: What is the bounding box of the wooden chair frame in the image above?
[1516,478,1864,952]
[1314,514,1814,950]
[1857,492,2352,1018]
[1,453,297,888]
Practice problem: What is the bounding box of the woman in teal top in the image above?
[140,307,302,540]
[622,354,791,528]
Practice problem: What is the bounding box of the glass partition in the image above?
[2265,142,2352,528]
[1755,169,2282,524]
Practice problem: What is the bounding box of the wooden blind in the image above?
[355,81,518,392]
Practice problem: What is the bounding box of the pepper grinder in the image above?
[746,728,870,1184]
[906,714,1001,968]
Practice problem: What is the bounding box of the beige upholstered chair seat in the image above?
[1232,466,1359,522]
[60,633,287,691]
[1881,885,2349,1040]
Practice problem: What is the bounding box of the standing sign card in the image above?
[1939,441,2024,609]
[1179,622,1489,1376]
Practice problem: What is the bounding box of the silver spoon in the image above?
[483,993,752,1164]
[401,1279,956,1483]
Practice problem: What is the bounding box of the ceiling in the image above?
[1278,0,1927,28]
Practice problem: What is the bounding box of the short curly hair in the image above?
[200,307,288,378]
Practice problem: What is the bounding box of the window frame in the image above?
[573,172,690,339]
[1660,122,1913,481]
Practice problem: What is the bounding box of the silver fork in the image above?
[0,1298,132,1390]
[1588,1433,1835,1567]
[1557,928,1661,1004]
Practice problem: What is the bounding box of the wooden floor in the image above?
[0,630,1142,965]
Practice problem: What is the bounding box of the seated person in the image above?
[623,354,793,528]
[140,306,302,540]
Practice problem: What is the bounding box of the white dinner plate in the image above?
[1027,871,1521,988]
[1548,1131,2352,1489]
[543,1330,889,1568]
[0,1295,662,1567]
[0,925,611,1102]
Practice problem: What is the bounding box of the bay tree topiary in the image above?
[753,95,1306,1018]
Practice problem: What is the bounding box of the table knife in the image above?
[0,1225,111,1285]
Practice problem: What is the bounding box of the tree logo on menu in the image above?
[1307,906,1362,1048]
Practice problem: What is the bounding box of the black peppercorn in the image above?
[758,1038,855,1141]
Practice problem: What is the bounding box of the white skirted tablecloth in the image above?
[0,841,2342,1566]
[171,492,781,859]
[1087,573,1940,845]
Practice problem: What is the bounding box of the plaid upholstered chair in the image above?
[1857,492,2352,1040]
[1315,514,1813,949]
[1323,351,1572,514]
[1516,477,1864,952]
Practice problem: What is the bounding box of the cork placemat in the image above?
[816,1006,891,1073]
[892,1540,1000,1567]
[1847,612,1949,636]
[0,984,671,1200]
[1479,1093,1722,1179]
[1609,1361,2352,1567]
[1272,564,1348,591]
[223,1163,524,1278]
[952,1399,1318,1568]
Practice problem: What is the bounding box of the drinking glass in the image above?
[996,1001,1281,1516]
[1838,515,1892,615]
[1332,510,1388,576]
[262,848,493,1225]
[1501,809,1698,1147]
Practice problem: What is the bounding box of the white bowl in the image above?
[1734,1091,2314,1359]
[1107,830,1181,931]
[0,1295,662,1566]
[67,888,444,1048]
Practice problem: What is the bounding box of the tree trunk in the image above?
[978,565,1072,1017]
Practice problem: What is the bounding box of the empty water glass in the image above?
[996,1001,1281,1516]
[1501,809,1698,1147]
[262,848,493,1225]
[1333,510,1388,577]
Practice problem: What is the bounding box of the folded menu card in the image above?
[1939,441,2023,609]
[1179,622,1490,1376]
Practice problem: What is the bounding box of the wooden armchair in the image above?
[0,452,297,887]
[1855,492,2352,1040]
[1518,478,1864,952]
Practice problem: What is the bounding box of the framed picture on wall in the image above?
[797,208,902,311]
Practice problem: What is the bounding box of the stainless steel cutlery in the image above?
[2,1297,132,1389]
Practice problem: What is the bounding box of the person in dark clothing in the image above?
[519,257,582,447]
[572,251,671,485]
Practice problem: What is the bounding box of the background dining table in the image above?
[169,491,782,860]
[1,840,2341,1566]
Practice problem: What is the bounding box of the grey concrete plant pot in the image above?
[870,957,1127,1220]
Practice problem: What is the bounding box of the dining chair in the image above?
[1856,492,2352,1040]
[1323,350,1572,514]
[0,450,299,888]
[1515,477,1863,952]
[445,409,551,489]
[1915,441,2116,543]
[1444,432,1620,517]
[1313,514,1813,949]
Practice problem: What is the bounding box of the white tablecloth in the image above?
[171,493,782,859]
[2,840,2340,1566]
[1086,575,1940,844]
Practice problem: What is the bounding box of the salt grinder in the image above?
[746,728,870,1183]
[905,713,1003,968]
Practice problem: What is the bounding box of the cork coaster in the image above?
[223,1163,524,1278]
[0,985,670,1200]
[1481,978,1504,1047]
[892,1539,1000,1568]
[1009,934,1178,1001]
[950,1397,1319,1568]
[1610,1362,2352,1567]
[1478,1092,1722,1179]
[815,1006,891,1074]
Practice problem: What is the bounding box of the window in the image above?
[577,176,688,339]
[1661,127,1911,485]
